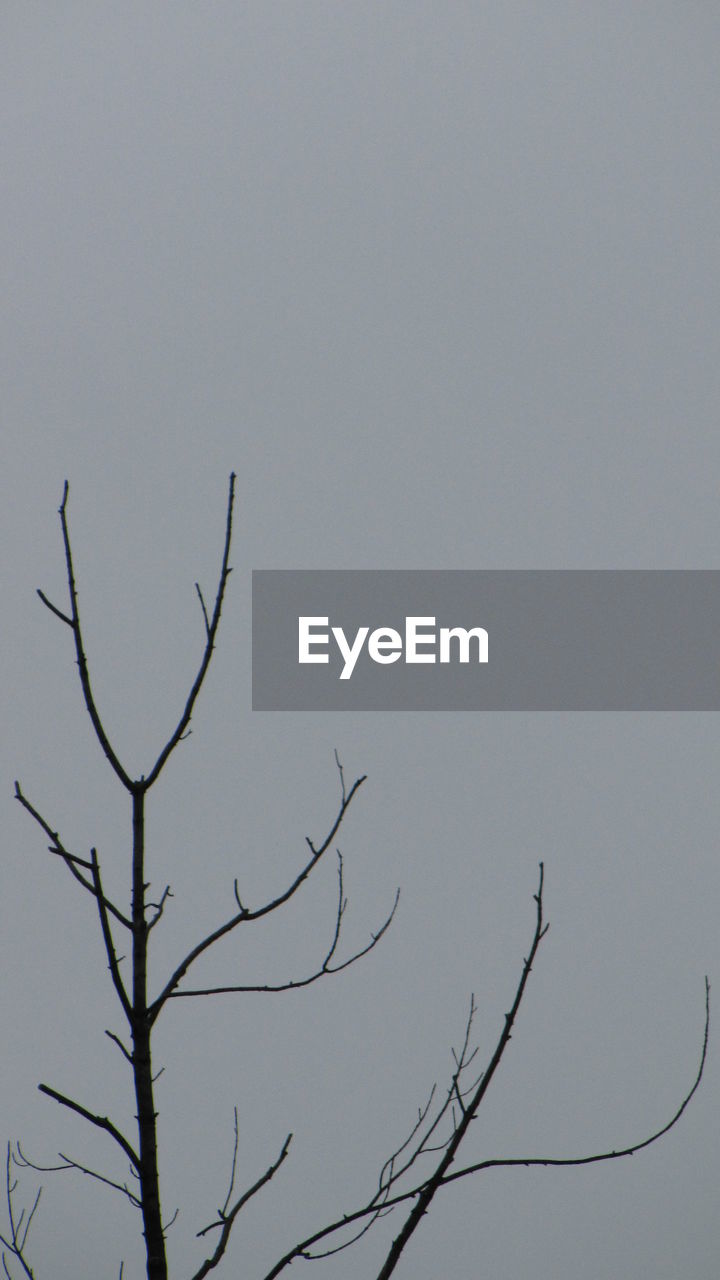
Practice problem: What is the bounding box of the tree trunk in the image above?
[132,788,167,1280]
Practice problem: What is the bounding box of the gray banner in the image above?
[252,571,720,710]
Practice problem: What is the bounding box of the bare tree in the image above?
[4,476,710,1279]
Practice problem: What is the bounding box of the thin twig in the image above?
[334,749,346,805]
[221,1109,240,1218]
[195,584,211,638]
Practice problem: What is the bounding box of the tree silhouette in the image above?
[3,476,710,1279]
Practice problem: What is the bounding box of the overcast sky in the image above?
[2,5,719,1278]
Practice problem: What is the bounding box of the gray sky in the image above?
[1,4,719,1277]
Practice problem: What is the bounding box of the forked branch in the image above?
[144,472,236,788]
[37,481,133,790]
[148,759,366,1023]
[191,1128,293,1280]
[261,870,710,1280]
[0,1146,38,1280]
[167,852,399,998]
[35,473,236,795]
[442,975,711,1188]
[372,863,549,1279]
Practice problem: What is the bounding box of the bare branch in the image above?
[305,760,365,863]
[260,889,710,1280]
[39,481,134,790]
[148,767,366,1023]
[147,886,173,931]
[191,1133,292,1280]
[35,589,72,627]
[168,853,399,999]
[35,475,236,793]
[221,1109,240,1219]
[310,989,483,1266]
[195,584,211,638]
[105,1030,133,1065]
[15,1145,141,1210]
[13,1144,66,1176]
[372,863,549,1279]
[37,1085,139,1170]
[143,473,236,789]
[372,998,479,1193]
[194,1109,240,1239]
[441,974,711,1188]
[378,1085,438,1192]
[14,783,132,930]
[334,749,346,805]
[0,1147,37,1280]
[90,849,132,1022]
[301,1205,387,1261]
